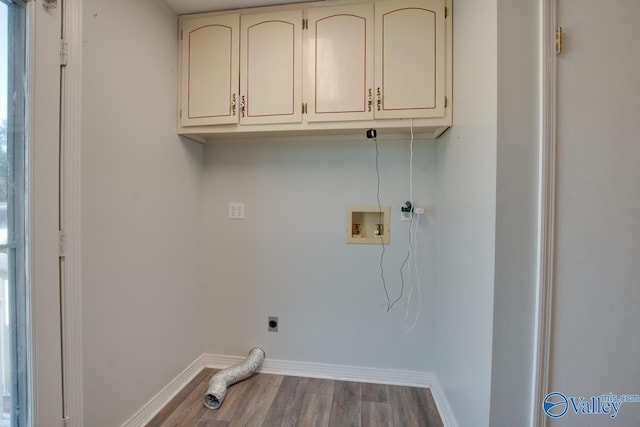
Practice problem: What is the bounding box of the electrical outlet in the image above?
[268,316,278,332]
[400,202,412,222]
[401,202,426,222]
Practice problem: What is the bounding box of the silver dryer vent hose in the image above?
[203,347,265,410]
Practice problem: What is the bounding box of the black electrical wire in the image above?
[373,136,403,312]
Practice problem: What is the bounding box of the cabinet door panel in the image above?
[181,14,239,126]
[241,10,302,125]
[306,4,374,122]
[375,0,445,119]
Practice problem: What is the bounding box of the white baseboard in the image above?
[121,355,206,427]
[122,353,458,427]
[428,377,459,427]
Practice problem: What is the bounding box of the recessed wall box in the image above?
[346,206,391,244]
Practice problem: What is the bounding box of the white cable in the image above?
[409,118,414,206]
[403,118,423,334]
[405,214,422,334]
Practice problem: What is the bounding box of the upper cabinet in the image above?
[375,0,446,119]
[305,4,374,123]
[180,14,239,127]
[178,0,451,141]
[240,10,303,125]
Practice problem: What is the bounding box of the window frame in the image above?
[2,0,29,425]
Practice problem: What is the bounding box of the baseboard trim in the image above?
[122,353,458,427]
[121,355,205,427]
[428,376,459,427]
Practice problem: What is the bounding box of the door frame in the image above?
[59,0,84,425]
[28,0,83,425]
[532,0,557,426]
[28,0,65,424]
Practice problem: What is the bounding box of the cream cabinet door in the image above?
[374,0,446,119]
[240,10,302,125]
[305,4,374,122]
[180,14,239,126]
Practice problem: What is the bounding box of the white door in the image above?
[548,1,640,425]
[180,14,239,126]
[305,4,374,122]
[374,0,446,119]
[240,10,302,125]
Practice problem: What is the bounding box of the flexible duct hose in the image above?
[203,347,265,410]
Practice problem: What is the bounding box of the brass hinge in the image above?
[444,96,448,108]
[60,38,68,67]
[556,26,563,55]
[59,230,66,258]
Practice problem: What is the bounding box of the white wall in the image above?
[490,0,539,424]
[550,1,640,425]
[432,0,497,426]
[200,138,439,370]
[75,1,544,426]
[80,0,205,425]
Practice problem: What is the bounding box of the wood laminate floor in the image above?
[146,368,444,427]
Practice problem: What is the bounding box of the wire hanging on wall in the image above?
[368,120,425,320]
[372,133,397,311]
[404,212,423,334]
[398,118,425,332]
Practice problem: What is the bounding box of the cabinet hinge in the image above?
[556,26,563,55]
[445,7,448,18]
[60,38,69,67]
[444,96,448,108]
[59,230,66,258]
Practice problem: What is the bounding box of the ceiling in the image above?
[164,0,321,14]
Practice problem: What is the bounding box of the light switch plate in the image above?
[228,202,245,219]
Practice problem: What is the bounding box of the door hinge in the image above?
[43,0,57,8]
[59,231,67,258]
[556,26,563,55]
[60,39,69,67]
